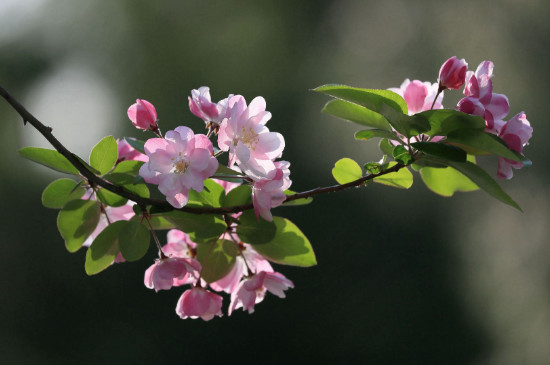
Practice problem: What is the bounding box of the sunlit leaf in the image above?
[373,162,413,189]
[124,137,146,154]
[418,109,485,137]
[57,199,101,253]
[282,190,313,206]
[411,141,467,162]
[196,239,239,283]
[18,147,79,175]
[354,129,400,141]
[160,211,227,244]
[237,210,277,244]
[379,103,430,138]
[322,99,392,130]
[419,156,478,197]
[332,158,362,184]
[42,178,86,209]
[89,136,118,175]
[85,220,126,275]
[445,129,522,161]
[119,221,150,262]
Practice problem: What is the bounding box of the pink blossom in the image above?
[497,112,533,179]
[161,229,198,286]
[82,201,135,248]
[252,160,291,221]
[438,56,468,90]
[116,138,148,164]
[188,87,234,126]
[229,271,294,315]
[176,287,223,321]
[389,79,443,115]
[127,99,158,131]
[217,95,285,180]
[457,61,509,133]
[144,257,201,292]
[139,126,218,208]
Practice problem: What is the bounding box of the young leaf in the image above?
[354,129,400,141]
[392,145,412,165]
[379,138,394,155]
[411,141,467,162]
[236,210,277,244]
[314,84,408,115]
[322,99,392,130]
[85,220,127,275]
[124,137,146,154]
[119,221,150,262]
[42,178,86,209]
[444,160,521,210]
[196,239,239,283]
[419,155,478,197]
[373,162,413,189]
[160,211,227,244]
[111,160,145,176]
[224,185,252,207]
[282,190,313,206]
[18,147,79,175]
[379,103,430,138]
[57,199,101,253]
[445,129,522,162]
[188,179,225,207]
[250,217,316,267]
[332,158,362,184]
[418,109,485,137]
[89,136,118,175]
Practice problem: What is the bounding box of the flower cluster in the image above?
[135,86,291,220]
[389,56,532,179]
[144,227,293,321]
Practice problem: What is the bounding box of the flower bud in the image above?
[438,56,468,90]
[127,99,158,131]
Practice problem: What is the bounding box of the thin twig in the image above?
[1,85,408,215]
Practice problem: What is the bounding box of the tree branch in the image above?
[1,85,407,215]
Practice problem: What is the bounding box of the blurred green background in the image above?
[1,0,549,364]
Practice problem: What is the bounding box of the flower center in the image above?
[171,152,189,175]
[239,126,259,150]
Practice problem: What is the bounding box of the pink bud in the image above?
[127,99,158,131]
[439,56,468,90]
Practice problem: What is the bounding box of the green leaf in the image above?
[379,103,430,138]
[196,239,239,283]
[89,136,118,175]
[282,190,313,206]
[332,158,362,184]
[96,188,127,207]
[215,164,245,177]
[188,179,225,207]
[445,160,521,211]
[18,147,79,175]
[124,137,146,154]
[379,138,394,155]
[251,217,316,267]
[237,210,277,244]
[42,178,86,209]
[354,129,400,141]
[314,84,408,115]
[322,99,392,130]
[224,185,252,207]
[392,145,412,165]
[119,221,150,262]
[123,182,150,199]
[364,162,383,174]
[419,156,479,197]
[445,129,522,162]
[411,142,467,162]
[373,162,413,189]
[57,199,101,253]
[160,211,227,244]
[111,160,145,176]
[85,220,126,275]
[131,214,175,230]
[418,109,486,137]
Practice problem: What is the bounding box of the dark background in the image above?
[1,1,549,364]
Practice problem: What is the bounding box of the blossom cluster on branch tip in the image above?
[144,228,293,320]
[389,56,532,179]
[131,86,291,219]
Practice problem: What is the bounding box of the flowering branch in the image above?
[0,85,408,215]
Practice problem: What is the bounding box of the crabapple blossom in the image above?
[116,138,148,163]
[457,61,509,133]
[438,56,468,90]
[497,112,533,179]
[218,95,285,180]
[252,160,291,221]
[144,257,201,292]
[139,126,218,208]
[229,271,294,315]
[176,287,223,321]
[188,86,234,127]
[127,99,158,131]
[388,79,443,115]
